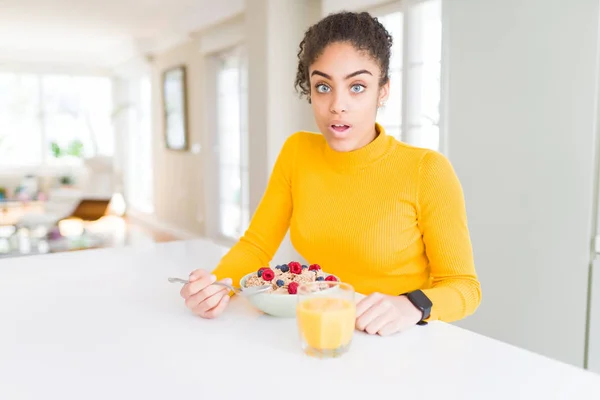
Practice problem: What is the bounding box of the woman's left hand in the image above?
[355,293,423,336]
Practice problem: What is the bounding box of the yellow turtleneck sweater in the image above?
[212,124,481,322]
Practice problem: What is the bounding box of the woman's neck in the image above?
[322,123,391,171]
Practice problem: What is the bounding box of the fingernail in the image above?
[210,274,217,282]
[224,278,232,285]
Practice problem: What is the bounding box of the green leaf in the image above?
[66,139,84,157]
[50,141,62,158]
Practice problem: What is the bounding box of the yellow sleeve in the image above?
[211,133,298,286]
[416,151,482,322]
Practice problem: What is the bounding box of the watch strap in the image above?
[403,290,432,325]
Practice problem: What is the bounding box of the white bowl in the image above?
[239,271,339,318]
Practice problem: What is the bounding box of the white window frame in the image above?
[199,16,249,246]
[124,75,154,214]
[369,0,444,152]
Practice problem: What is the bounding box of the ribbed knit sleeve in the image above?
[211,134,297,286]
[417,151,482,322]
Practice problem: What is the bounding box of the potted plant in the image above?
[59,175,75,188]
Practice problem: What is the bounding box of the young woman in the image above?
[180,11,481,335]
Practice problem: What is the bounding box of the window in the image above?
[213,47,249,239]
[0,72,114,167]
[375,0,442,151]
[0,73,43,166]
[126,76,154,213]
[376,11,404,141]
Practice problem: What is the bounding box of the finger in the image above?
[364,312,394,335]
[189,269,210,282]
[201,293,231,319]
[191,276,232,303]
[356,301,390,332]
[181,274,217,299]
[356,292,384,317]
[377,319,405,336]
[191,287,230,314]
[184,279,228,311]
[186,277,231,309]
[219,277,233,286]
[179,269,211,298]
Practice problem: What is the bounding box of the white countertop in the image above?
[1,239,599,399]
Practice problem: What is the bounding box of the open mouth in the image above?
[330,124,351,133]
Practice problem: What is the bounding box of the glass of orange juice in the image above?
[296,281,356,358]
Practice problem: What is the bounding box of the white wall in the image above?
[589,259,600,373]
[150,39,207,236]
[322,0,391,14]
[445,0,599,368]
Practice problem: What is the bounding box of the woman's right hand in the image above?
[180,269,232,319]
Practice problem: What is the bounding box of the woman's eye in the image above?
[316,84,330,93]
[351,84,365,93]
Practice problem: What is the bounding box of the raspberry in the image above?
[325,275,338,282]
[288,282,299,294]
[289,263,302,275]
[261,268,275,281]
[308,264,321,271]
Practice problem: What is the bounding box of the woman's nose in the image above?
[329,92,348,114]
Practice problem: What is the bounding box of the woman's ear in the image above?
[378,79,390,107]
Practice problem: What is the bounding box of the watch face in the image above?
[408,290,432,321]
[409,290,433,309]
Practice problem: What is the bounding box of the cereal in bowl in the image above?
[244,262,338,294]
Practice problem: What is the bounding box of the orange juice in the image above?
[296,297,356,351]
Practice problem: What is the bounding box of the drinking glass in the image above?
[296,281,356,358]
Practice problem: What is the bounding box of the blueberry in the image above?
[257,270,263,277]
[316,276,324,281]
[280,265,290,273]
[275,265,281,269]
[302,265,308,269]
[276,279,284,287]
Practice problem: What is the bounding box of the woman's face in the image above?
[308,41,389,152]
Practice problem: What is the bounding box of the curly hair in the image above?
[294,11,393,103]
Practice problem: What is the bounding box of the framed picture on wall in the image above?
[162,65,189,151]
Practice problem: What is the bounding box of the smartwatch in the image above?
[404,290,432,326]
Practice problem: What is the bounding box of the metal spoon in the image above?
[167,277,272,296]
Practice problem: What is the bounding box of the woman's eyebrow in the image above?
[310,69,373,80]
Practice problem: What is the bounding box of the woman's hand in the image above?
[355,293,423,336]
[180,269,232,319]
